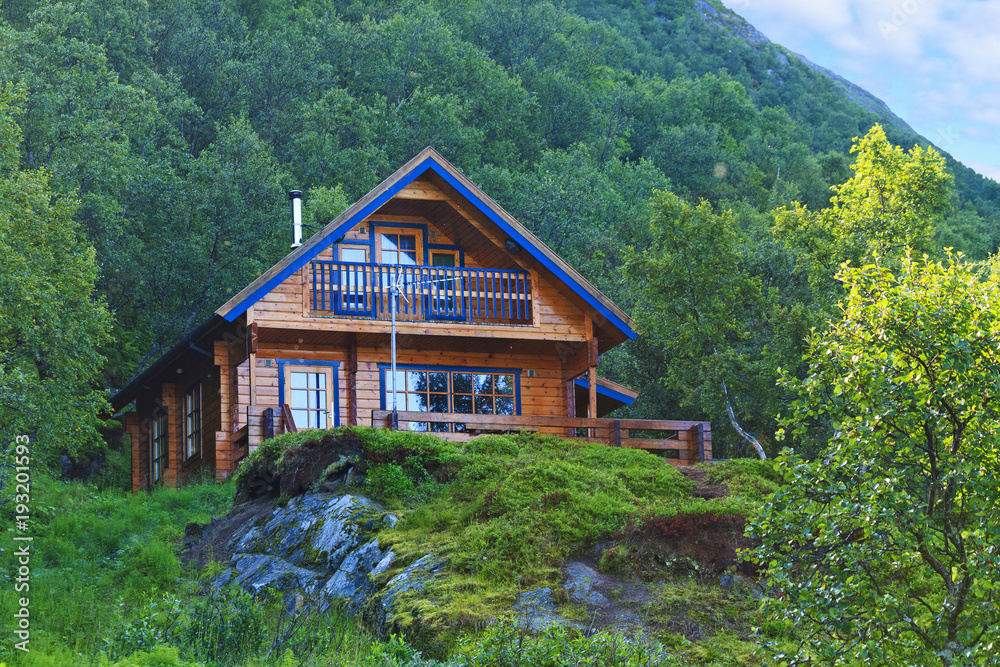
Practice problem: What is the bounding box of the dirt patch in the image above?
[236,431,366,502]
[280,431,365,496]
[180,496,275,570]
[679,467,728,499]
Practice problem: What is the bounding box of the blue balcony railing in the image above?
[311,261,532,324]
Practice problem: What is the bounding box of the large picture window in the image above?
[150,411,168,484]
[183,384,201,460]
[381,366,519,432]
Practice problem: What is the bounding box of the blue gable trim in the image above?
[222,158,437,322]
[221,156,637,339]
[574,378,636,406]
[423,163,637,339]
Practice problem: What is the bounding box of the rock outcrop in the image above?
[212,491,436,620]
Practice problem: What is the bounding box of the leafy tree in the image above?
[775,125,952,291]
[623,192,779,458]
[752,252,1000,665]
[0,84,112,463]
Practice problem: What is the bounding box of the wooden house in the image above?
[112,148,711,490]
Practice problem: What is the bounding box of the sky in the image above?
[718,0,1000,182]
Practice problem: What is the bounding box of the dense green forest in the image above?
[3,0,1000,460]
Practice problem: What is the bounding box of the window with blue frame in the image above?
[383,368,517,432]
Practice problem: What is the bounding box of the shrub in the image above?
[367,462,417,502]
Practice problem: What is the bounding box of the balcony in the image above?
[311,261,532,325]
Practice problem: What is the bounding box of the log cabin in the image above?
[112,147,711,490]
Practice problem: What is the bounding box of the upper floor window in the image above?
[378,229,420,265]
[183,384,201,460]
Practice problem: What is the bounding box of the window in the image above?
[150,411,168,484]
[383,368,517,432]
[376,228,422,265]
[183,384,201,460]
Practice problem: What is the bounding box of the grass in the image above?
[2,429,782,666]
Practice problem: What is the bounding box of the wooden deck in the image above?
[370,410,711,465]
[232,405,710,467]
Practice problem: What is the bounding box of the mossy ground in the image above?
[4,428,786,665]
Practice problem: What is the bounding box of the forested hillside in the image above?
[3,0,999,459]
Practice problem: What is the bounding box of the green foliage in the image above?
[752,252,1000,665]
[775,124,952,294]
[0,474,232,662]
[366,463,418,503]
[458,621,672,666]
[623,191,795,457]
[0,82,112,464]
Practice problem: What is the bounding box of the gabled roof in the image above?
[216,147,637,340]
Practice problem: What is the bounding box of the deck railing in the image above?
[311,261,532,324]
[370,410,711,465]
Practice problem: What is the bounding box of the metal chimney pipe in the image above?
[289,190,303,249]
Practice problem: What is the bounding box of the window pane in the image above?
[495,375,514,395]
[408,393,428,412]
[429,394,448,412]
[453,373,472,394]
[496,397,514,415]
[290,372,307,389]
[429,372,448,393]
[383,250,399,264]
[407,371,426,392]
[316,373,326,389]
[475,395,493,414]
[291,390,307,409]
[399,251,417,265]
[318,411,327,429]
[341,247,367,263]
[474,374,492,394]
[399,235,416,250]
[409,421,428,432]
[430,422,450,432]
[454,394,473,413]
[292,409,308,428]
[431,252,456,267]
[382,233,398,250]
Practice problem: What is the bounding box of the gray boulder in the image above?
[375,554,446,633]
[215,492,402,613]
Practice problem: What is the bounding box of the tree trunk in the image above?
[721,378,767,460]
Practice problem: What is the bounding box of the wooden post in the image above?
[563,379,576,437]
[214,340,232,482]
[690,423,706,462]
[161,383,180,488]
[247,316,258,407]
[613,421,622,448]
[124,411,143,492]
[347,339,358,426]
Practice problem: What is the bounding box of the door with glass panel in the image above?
[429,250,464,320]
[376,228,422,320]
[285,365,337,430]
